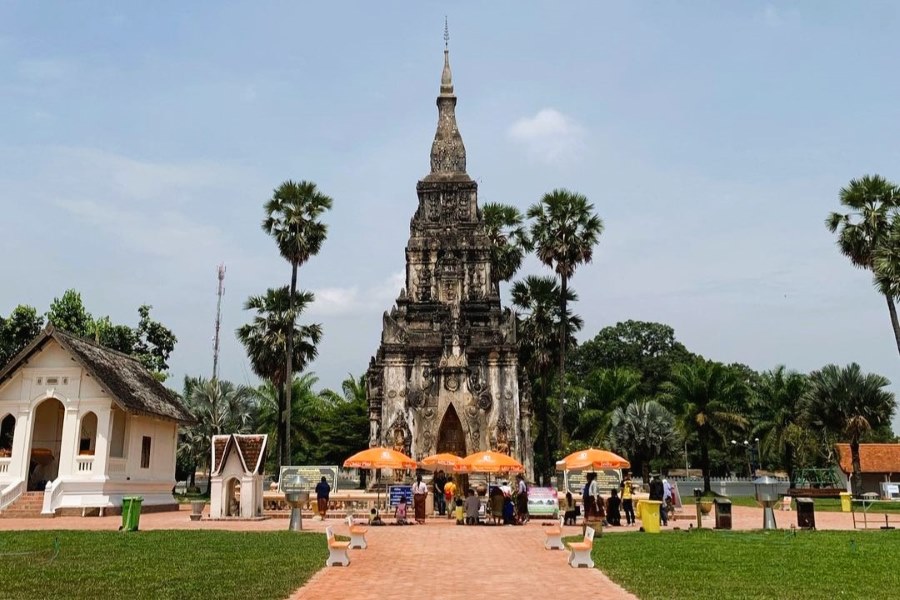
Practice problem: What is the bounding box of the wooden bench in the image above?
[566,526,595,568]
[346,516,368,549]
[325,526,350,567]
[544,516,565,550]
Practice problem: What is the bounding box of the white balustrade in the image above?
[108,458,126,476]
[0,480,24,511]
[76,456,94,473]
[0,458,10,474]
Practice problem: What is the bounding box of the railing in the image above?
[0,458,10,474]
[0,480,24,511]
[42,479,63,515]
[108,458,126,476]
[75,456,94,473]
[851,498,900,529]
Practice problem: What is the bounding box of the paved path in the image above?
[290,520,635,600]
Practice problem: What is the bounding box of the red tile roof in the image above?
[836,444,900,474]
[212,434,268,475]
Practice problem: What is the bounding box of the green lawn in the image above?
[587,529,900,599]
[0,530,326,600]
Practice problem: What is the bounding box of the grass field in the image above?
[588,529,900,599]
[0,530,326,600]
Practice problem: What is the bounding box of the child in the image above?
[395,497,409,525]
[564,491,577,525]
[464,489,480,525]
[503,496,516,525]
[369,507,384,526]
[454,497,465,525]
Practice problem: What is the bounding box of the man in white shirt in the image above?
[515,474,529,524]
[412,475,428,524]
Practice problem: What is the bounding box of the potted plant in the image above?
[190,499,207,521]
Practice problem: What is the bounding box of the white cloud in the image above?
[308,271,404,316]
[508,108,584,164]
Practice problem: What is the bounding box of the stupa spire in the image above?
[428,18,467,178]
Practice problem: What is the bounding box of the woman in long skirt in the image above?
[412,475,428,524]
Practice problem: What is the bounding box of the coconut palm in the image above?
[528,189,603,447]
[178,377,257,494]
[262,180,332,469]
[826,175,900,356]
[252,373,326,465]
[803,363,895,497]
[481,202,531,289]
[572,367,643,447]
[662,359,749,492]
[319,374,369,465]
[610,400,678,483]
[511,275,582,477]
[750,366,808,487]
[236,286,322,466]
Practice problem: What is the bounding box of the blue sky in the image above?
[2,1,900,430]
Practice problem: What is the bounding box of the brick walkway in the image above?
[290,520,635,600]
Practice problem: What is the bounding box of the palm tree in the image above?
[661,359,748,492]
[236,286,322,466]
[571,367,643,446]
[319,374,369,466]
[826,175,900,356]
[528,189,603,448]
[803,363,895,497]
[481,202,531,290]
[262,180,332,469]
[610,400,678,483]
[178,378,257,494]
[750,366,808,487]
[511,275,582,478]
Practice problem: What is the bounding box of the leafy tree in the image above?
[251,374,325,466]
[318,374,369,465]
[262,180,333,468]
[570,320,694,396]
[178,377,256,493]
[609,400,678,483]
[803,363,895,497]
[662,358,749,492]
[481,202,531,288]
[528,189,603,448]
[236,286,322,467]
[511,275,582,478]
[90,316,137,354]
[0,305,44,367]
[47,289,93,337]
[826,175,900,356]
[570,367,643,447]
[133,305,177,374]
[749,366,808,486]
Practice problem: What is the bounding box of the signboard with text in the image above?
[563,469,622,495]
[388,485,413,507]
[278,465,338,494]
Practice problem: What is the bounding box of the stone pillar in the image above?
[10,408,31,480]
[92,408,112,479]
[58,404,80,479]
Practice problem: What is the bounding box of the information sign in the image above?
[278,465,338,493]
[564,469,622,494]
[388,485,413,507]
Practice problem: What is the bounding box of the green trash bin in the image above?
[121,496,144,531]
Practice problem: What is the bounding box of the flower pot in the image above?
[190,500,206,521]
[699,500,713,515]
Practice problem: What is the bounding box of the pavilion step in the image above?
[0,491,51,518]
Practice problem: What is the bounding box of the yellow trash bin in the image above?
[840,492,852,513]
[642,500,662,533]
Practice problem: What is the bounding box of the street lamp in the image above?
[731,440,751,477]
[754,437,761,474]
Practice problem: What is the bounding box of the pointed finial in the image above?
[444,16,449,49]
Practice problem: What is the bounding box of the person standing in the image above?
[444,476,457,519]
[582,473,597,520]
[662,478,674,524]
[315,476,330,520]
[621,474,636,525]
[432,470,447,516]
[649,474,667,526]
[515,474,529,524]
[412,474,428,524]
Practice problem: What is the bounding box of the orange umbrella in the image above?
[558,448,630,471]
[420,453,464,470]
[454,450,524,474]
[343,447,417,470]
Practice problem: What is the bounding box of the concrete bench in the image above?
[325,526,350,567]
[346,516,368,549]
[81,504,107,517]
[544,517,565,550]
[566,526,595,568]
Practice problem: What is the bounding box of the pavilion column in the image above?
[10,408,31,480]
[92,408,112,478]
[57,405,80,478]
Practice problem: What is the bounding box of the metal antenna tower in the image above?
[212,263,226,380]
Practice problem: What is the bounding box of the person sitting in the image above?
[502,497,516,525]
[369,507,384,526]
[395,497,409,525]
[465,489,481,525]
[454,497,465,525]
[563,491,578,526]
[606,489,622,526]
